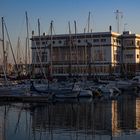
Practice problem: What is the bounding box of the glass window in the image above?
[113,39,116,43]
[93,39,99,42]
[36,54,40,62]
[36,42,40,45]
[101,38,106,42]
[78,40,81,43]
[59,40,62,44]
[41,52,48,62]
[137,41,140,46]
[125,54,133,59]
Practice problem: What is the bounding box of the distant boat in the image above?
[53,82,80,98]
[30,80,79,98]
[78,89,93,98]
[53,90,79,98]
[30,80,51,94]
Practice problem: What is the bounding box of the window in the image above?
[53,41,55,44]
[36,54,40,62]
[114,54,120,61]
[85,39,88,42]
[93,39,99,42]
[42,42,46,45]
[78,40,81,43]
[124,40,134,46]
[59,40,62,44]
[113,39,116,43]
[94,50,103,61]
[118,40,121,44]
[137,41,140,46]
[36,42,40,45]
[125,54,133,59]
[41,52,48,62]
[101,38,106,42]
[137,54,139,58]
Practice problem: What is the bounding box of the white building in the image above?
[121,31,140,75]
[31,31,140,78]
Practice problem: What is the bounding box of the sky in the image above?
[0,0,140,62]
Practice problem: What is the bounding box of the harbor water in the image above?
[0,95,140,140]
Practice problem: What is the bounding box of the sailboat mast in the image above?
[25,11,30,74]
[50,20,53,76]
[16,37,20,64]
[1,17,8,84]
[38,18,42,63]
[74,21,78,66]
[1,17,6,73]
[74,20,79,76]
[38,18,41,70]
[68,21,72,76]
[4,20,19,75]
[37,18,47,79]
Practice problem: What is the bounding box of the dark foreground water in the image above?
[0,95,140,140]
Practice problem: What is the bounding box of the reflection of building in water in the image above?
[31,102,114,137]
[0,107,5,140]
[31,98,139,137]
[32,103,97,133]
[112,100,120,136]
[93,101,112,134]
[136,99,140,130]
[117,97,136,133]
[0,115,2,140]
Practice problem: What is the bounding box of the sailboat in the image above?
[0,17,29,95]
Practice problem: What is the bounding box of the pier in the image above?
[0,95,51,103]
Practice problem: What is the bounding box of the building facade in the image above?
[31,31,140,78]
[121,31,140,76]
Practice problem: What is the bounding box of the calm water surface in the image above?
[0,95,140,140]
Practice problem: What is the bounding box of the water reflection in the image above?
[1,96,140,140]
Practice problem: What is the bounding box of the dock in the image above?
[0,95,51,103]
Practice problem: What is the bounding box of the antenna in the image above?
[124,23,127,31]
[88,11,91,33]
[38,18,40,36]
[114,9,123,33]
[74,20,77,35]
[68,21,71,34]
